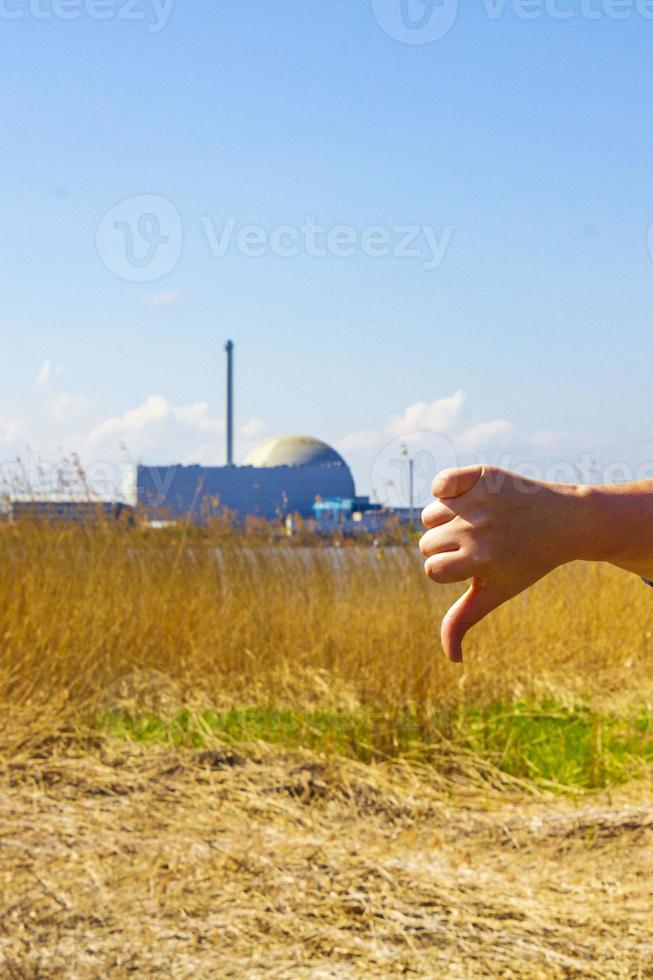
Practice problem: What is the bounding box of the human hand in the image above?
[419,465,584,662]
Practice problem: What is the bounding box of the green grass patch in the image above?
[98,700,653,790]
[459,702,653,788]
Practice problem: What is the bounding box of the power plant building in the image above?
[135,343,384,522]
[137,435,360,520]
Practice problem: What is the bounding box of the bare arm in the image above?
[419,465,653,663]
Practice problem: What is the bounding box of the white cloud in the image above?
[342,392,520,461]
[141,289,183,307]
[336,392,539,495]
[85,395,266,466]
[343,391,514,450]
[386,391,465,438]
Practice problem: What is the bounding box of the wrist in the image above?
[563,483,609,564]
[569,482,653,576]
[548,482,599,565]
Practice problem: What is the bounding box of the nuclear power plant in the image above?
[137,342,377,523]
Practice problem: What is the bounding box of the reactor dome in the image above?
[245,436,345,469]
[245,435,355,499]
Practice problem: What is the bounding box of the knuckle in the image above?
[425,560,445,583]
[458,539,486,568]
[425,556,457,584]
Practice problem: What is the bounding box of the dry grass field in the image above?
[1,519,653,977]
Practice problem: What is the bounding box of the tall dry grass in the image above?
[1,518,653,734]
[5,519,653,976]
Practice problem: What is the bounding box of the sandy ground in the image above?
[1,742,652,978]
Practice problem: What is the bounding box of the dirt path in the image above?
[1,744,652,978]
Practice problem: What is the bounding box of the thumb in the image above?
[432,465,483,501]
[441,578,509,663]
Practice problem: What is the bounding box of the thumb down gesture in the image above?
[420,465,585,663]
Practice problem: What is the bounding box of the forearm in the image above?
[570,481,653,579]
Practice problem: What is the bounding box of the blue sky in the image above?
[2,0,653,494]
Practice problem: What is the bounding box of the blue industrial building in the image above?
[137,435,361,520]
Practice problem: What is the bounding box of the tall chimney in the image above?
[225,340,234,466]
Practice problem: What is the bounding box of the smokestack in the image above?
[225,340,234,466]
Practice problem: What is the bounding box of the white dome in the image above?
[245,435,348,470]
